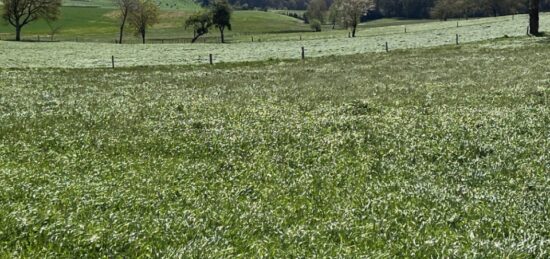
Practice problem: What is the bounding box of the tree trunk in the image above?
[119,22,125,44]
[15,26,22,41]
[142,31,146,44]
[119,12,128,44]
[191,33,203,43]
[220,27,225,43]
[530,0,540,35]
[351,26,356,37]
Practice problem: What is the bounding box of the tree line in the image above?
[211,0,550,20]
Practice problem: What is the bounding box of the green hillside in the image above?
[0,8,310,42]
[63,0,201,10]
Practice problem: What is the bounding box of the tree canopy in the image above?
[1,0,62,41]
[211,0,232,43]
[129,0,159,44]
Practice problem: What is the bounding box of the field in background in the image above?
[0,0,452,43]
[1,13,548,68]
[63,0,201,10]
[0,35,549,257]
[0,8,309,42]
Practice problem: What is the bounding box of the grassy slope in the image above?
[0,0,438,42]
[0,8,309,41]
[0,7,116,37]
[63,0,201,10]
[0,36,549,257]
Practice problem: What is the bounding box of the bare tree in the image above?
[529,0,540,35]
[1,0,62,41]
[306,0,327,24]
[129,0,159,44]
[331,0,373,37]
[114,0,138,44]
[45,19,62,41]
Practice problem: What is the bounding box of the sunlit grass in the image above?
[0,36,549,257]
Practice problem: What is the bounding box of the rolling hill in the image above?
[63,0,201,10]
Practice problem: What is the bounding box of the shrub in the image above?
[310,19,322,32]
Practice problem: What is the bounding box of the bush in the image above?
[310,19,322,32]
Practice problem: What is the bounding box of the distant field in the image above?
[0,8,308,42]
[0,35,548,257]
[0,2,448,43]
[361,18,434,28]
[0,7,116,38]
[1,13,548,68]
[63,0,201,10]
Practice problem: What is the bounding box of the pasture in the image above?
[0,6,549,258]
[62,0,201,10]
[0,8,309,42]
[1,13,549,68]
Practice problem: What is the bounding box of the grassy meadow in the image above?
[62,0,201,10]
[0,34,549,256]
[1,13,549,68]
[0,2,549,257]
[0,7,309,42]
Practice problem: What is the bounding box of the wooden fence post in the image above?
[456,34,459,45]
[301,47,305,60]
[385,42,389,52]
[209,54,213,65]
[112,56,115,69]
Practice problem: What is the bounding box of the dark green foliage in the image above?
[310,19,322,31]
[211,0,232,43]
[1,0,62,41]
[185,11,213,43]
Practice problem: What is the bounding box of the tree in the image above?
[431,0,469,20]
[530,0,540,35]
[114,0,138,44]
[1,0,62,41]
[478,0,523,17]
[328,3,340,29]
[310,19,322,31]
[129,0,159,44]
[306,0,327,23]
[331,0,373,37]
[185,11,212,43]
[211,0,232,43]
[45,18,62,41]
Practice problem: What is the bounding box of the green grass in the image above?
[0,7,116,37]
[0,8,308,42]
[361,18,435,28]
[0,36,549,257]
[63,0,201,10]
[231,11,309,34]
